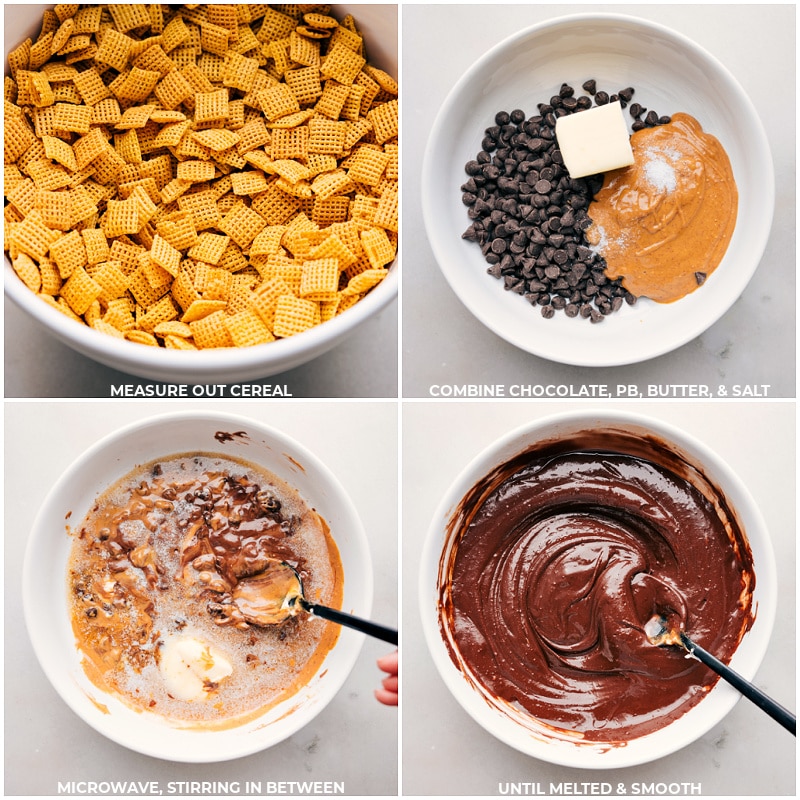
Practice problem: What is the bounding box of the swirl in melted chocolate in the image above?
[439,429,755,743]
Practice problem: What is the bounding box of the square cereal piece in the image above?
[125,330,160,347]
[114,129,142,164]
[256,8,296,43]
[132,43,175,76]
[156,210,199,251]
[137,294,179,333]
[177,160,217,183]
[272,294,320,338]
[91,318,126,339]
[191,128,240,152]
[107,4,151,33]
[52,102,92,134]
[284,65,322,106]
[219,202,266,248]
[367,99,398,144]
[258,83,300,121]
[72,66,111,105]
[90,97,122,125]
[225,308,275,347]
[315,80,349,119]
[73,127,109,169]
[93,261,130,302]
[311,169,352,200]
[194,263,233,300]
[236,118,271,154]
[230,170,268,196]
[81,228,109,264]
[299,257,339,301]
[249,275,292,326]
[312,196,350,226]
[250,183,300,225]
[49,229,87,278]
[95,28,133,72]
[361,226,396,269]
[38,256,63,295]
[12,253,42,293]
[181,298,227,324]
[155,70,194,109]
[161,15,191,53]
[115,103,156,129]
[61,264,102,314]
[114,67,161,102]
[102,197,141,237]
[309,232,357,269]
[320,42,365,85]
[308,117,347,155]
[189,309,235,348]
[194,88,230,124]
[28,158,72,191]
[346,145,389,186]
[374,182,398,233]
[188,232,229,265]
[270,126,309,160]
[200,22,231,57]
[177,190,222,231]
[36,189,73,231]
[171,269,201,311]
[153,320,193,339]
[343,267,387,296]
[150,233,182,276]
[289,31,320,67]
[223,52,259,93]
[340,83,365,121]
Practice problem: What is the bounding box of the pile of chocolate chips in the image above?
[461,80,670,322]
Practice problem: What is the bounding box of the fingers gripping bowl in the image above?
[23,412,373,762]
[4,4,398,384]
[422,14,773,366]
[419,411,776,768]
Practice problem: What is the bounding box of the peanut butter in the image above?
[587,113,737,303]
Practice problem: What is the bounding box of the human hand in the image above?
[375,649,398,706]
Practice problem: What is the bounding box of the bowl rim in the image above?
[419,409,778,768]
[22,409,373,762]
[4,262,399,372]
[421,11,775,367]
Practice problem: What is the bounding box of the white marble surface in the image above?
[4,402,398,796]
[402,4,796,397]
[402,401,795,795]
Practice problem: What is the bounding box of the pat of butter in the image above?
[159,634,233,701]
[555,101,634,179]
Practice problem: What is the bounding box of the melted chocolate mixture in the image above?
[439,430,755,743]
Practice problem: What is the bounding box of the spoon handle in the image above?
[680,633,795,735]
[303,600,398,645]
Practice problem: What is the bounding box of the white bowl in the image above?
[422,14,774,366]
[23,411,372,762]
[420,410,776,768]
[4,5,398,384]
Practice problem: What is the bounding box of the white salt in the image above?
[643,155,677,193]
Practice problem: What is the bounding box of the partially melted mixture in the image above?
[439,430,755,743]
[68,453,343,728]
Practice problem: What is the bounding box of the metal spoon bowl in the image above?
[646,615,795,735]
[233,558,398,645]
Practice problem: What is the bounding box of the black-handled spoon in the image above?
[646,615,795,735]
[232,558,398,645]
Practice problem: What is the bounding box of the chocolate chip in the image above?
[582,79,597,95]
